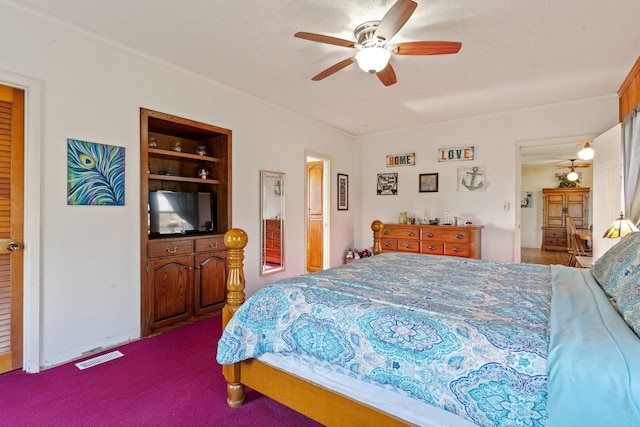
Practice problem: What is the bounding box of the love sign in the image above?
[438,146,474,162]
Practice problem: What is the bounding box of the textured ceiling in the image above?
[6,0,640,136]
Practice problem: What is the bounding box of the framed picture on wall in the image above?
[337,173,348,210]
[419,173,438,193]
[377,173,398,195]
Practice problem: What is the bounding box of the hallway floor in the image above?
[521,247,570,266]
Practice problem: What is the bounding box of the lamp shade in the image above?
[355,47,391,73]
[603,212,639,238]
[578,143,594,160]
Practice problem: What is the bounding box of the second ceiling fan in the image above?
[294,0,462,86]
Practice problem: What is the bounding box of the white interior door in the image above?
[592,123,623,259]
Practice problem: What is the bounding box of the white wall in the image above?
[0,5,356,368]
[355,97,618,260]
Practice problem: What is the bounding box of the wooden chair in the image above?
[565,215,591,267]
[565,215,577,266]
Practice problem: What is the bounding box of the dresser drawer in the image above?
[397,239,420,253]
[148,239,193,258]
[422,228,471,243]
[420,242,444,255]
[381,239,399,251]
[544,229,564,239]
[381,226,419,240]
[195,235,225,253]
[445,244,471,257]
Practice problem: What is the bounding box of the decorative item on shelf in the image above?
[148,137,157,148]
[398,211,408,224]
[172,141,181,152]
[443,212,451,225]
[196,145,207,156]
[147,163,151,174]
[429,218,440,225]
[197,168,209,179]
[603,212,639,238]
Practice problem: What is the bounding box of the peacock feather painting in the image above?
[67,139,125,205]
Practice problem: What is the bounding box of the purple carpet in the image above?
[0,316,322,426]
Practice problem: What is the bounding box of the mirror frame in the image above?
[260,170,285,275]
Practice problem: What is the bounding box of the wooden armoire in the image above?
[541,187,590,251]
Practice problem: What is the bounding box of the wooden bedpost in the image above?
[372,220,383,255]
[223,228,248,408]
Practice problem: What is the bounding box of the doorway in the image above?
[518,135,595,264]
[0,83,25,373]
[305,153,330,272]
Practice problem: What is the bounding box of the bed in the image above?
[216,221,640,426]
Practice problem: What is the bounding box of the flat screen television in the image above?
[148,191,216,236]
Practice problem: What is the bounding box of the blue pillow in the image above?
[591,232,640,299]
[591,232,640,337]
[617,279,640,338]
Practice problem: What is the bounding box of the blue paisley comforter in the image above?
[217,253,551,427]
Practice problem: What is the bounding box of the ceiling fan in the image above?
[556,159,590,170]
[294,0,462,86]
[557,159,589,182]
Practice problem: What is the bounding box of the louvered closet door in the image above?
[0,84,25,373]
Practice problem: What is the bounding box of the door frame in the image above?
[0,70,43,373]
[516,133,596,262]
[305,151,330,270]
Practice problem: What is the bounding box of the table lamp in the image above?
[603,212,639,238]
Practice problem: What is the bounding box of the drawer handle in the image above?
[383,230,390,235]
[456,234,463,240]
[428,245,435,250]
[453,247,461,253]
[385,242,392,247]
[208,242,218,249]
[408,232,415,237]
[405,244,412,249]
[166,246,178,254]
[426,232,434,238]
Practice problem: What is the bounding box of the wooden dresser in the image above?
[380,223,482,259]
[541,187,589,251]
[264,219,282,265]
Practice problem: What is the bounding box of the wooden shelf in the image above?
[148,173,221,184]
[148,147,222,163]
[141,108,232,338]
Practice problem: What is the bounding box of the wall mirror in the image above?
[261,170,285,275]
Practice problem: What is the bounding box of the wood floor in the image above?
[521,247,570,266]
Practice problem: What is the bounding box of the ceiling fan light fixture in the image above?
[566,169,579,182]
[578,142,594,160]
[355,46,391,74]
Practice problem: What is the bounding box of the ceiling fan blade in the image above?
[376,63,397,86]
[311,58,356,81]
[294,32,356,48]
[389,41,462,55]
[374,0,417,42]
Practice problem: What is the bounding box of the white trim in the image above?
[0,69,42,373]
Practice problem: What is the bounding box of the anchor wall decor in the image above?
[457,166,485,191]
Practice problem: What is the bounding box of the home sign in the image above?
[438,146,474,162]
[386,153,415,167]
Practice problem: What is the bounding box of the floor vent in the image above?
[75,350,124,370]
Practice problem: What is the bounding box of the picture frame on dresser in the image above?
[337,173,348,210]
[419,173,438,193]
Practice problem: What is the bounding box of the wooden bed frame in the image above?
[220,221,411,426]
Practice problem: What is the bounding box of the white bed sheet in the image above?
[258,352,478,427]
